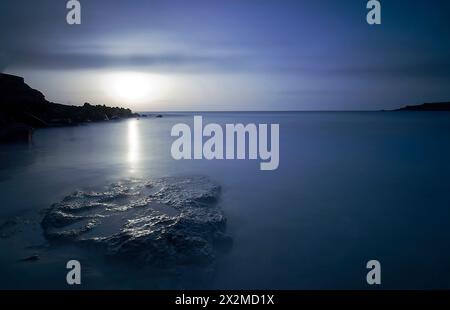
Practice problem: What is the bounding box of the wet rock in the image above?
[41,176,232,268]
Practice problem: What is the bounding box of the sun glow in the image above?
[103,72,171,105]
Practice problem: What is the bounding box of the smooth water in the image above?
[1,112,450,289]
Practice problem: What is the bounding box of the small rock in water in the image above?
[20,255,40,262]
[41,176,232,268]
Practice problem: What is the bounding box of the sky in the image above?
[1,0,449,111]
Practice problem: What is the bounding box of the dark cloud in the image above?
[0,49,249,72]
[3,45,449,80]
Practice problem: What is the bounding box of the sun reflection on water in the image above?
[127,119,139,172]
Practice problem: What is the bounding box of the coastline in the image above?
[0,73,139,143]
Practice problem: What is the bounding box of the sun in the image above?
[103,72,170,105]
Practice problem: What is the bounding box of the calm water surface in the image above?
[1,112,450,289]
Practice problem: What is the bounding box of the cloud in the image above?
[1,48,251,73]
[326,61,450,79]
[3,45,450,82]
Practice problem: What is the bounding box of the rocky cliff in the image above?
[0,73,138,143]
[396,102,450,111]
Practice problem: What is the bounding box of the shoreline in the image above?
[0,73,140,143]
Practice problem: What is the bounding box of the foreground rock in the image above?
[0,73,138,143]
[41,176,232,268]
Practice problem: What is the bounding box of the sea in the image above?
[1,111,450,289]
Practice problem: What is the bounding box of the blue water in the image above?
[1,112,450,289]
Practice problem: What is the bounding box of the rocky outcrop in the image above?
[396,102,450,111]
[0,73,138,143]
[41,176,232,268]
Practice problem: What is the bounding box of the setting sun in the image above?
[103,72,171,105]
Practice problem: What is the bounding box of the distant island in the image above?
[0,73,139,143]
[396,102,450,111]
